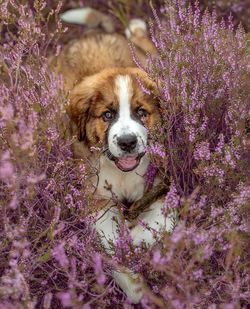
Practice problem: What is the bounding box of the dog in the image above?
[52,7,177,304]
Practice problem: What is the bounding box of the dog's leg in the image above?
[112,267,143,304]
[60,7,114,33]
[94,200,176,302]
[94,205,143,304]
[130,199,177,246]
[125,19,156,54]
[94,205,122,253]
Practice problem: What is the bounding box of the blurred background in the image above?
[52,0,250,31]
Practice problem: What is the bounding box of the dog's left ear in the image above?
[67,78,99,141]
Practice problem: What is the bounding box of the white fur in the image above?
[112,269,143,304]
[94,155,177,303]
[108,75,147,157]
[94,204,144,303]
[94,193,177,303]
[94,205,121,253]
[97,154,149,201]
[131,200,177,246]
[60,8,93,25]
[125,18,147,39]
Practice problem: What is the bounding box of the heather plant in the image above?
[197,0,250,31]
[138,1,250,307]
[0,1,110,308]
[0,0,250,308]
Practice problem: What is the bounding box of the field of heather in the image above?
[0,1,249,308]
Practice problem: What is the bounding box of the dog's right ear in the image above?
[67,79,99,141]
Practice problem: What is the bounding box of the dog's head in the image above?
[68,68,161,172]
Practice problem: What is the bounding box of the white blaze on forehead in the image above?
[108,74,147,158]
[115,75,133,120]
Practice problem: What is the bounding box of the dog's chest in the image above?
[97,156,149,202]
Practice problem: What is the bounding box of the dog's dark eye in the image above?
[136,107,148,118]
[102,110,114,121]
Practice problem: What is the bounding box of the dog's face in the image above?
[68,68,161,172]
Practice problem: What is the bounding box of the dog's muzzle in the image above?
[107,150,145,172]
[117,134,137,152]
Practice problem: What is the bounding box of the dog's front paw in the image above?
[130,200,178,246]
[142,199,178,233]
[112,268,143,304]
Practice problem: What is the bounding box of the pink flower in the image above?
[0,161,14,180]
[57,292,72,307]
[93,253,106,285]
[164,183,180,210]
[53,242,69,268]
[194,141,211,161]
[0,151,14,181]
[146,143,166,158]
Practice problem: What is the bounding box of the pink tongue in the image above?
[117,156,138,170]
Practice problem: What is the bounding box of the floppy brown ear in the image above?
[67,79,99,141]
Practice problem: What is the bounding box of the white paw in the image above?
[60,7,93,25]
[130,200,178,246]
[112,268,143,304]
[125,18,147,39]
[94,206,121,254]
[142,200,177,233]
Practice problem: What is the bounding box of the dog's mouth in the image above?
[106,151,145,172]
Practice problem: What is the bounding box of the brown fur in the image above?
[67,67,160,148]
[51,31,149,92]
[50,19,159,158]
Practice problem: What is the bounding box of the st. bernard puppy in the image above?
[52,7,177,304]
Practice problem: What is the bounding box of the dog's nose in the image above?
[117,134,137,152]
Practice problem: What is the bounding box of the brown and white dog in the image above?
[52,7,176,304]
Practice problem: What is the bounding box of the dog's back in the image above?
[51,7,155,91]
[51,32,138,91]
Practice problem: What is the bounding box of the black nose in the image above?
[117,134,137,152]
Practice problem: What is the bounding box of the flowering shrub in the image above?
[0,0,249,308]
[142,1,250,307]
[198,0,250,31]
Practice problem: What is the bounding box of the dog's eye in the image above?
[136,107,148,118]
[102,110,114,121]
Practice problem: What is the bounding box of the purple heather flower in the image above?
[164,183,180,210]
[57,292,72,307]
[53,242,69,268]
[194,141,211,161]
[93,253,106,285]
[146,143,166,158]
[0,1,249,307]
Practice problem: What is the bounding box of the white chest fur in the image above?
[96,154,150,202]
